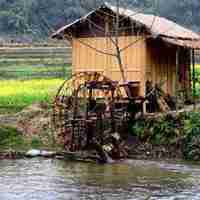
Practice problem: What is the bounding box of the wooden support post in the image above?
[143,100,147,114]
[175,47,179,111]
[192,49,196,109]
[110,89,116,133]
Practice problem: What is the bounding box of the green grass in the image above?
[0,62,71,79]
[0,126,55,151]
[0,78,64,112]
[0,55,71,113]
[0,126,27,151]
[193,65,200,97]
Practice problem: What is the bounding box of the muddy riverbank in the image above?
[1,103,200,161]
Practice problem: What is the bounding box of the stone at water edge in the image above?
[26,149,41,157]
[26,149,56,157]
[40,150,56,157]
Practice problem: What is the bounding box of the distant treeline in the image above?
[0,0,199,41]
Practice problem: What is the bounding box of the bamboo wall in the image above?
[72,36,190,97]
[146,41,191,97]
[178,48,191,99]
[146,42,177,95]
[72,36,146,96]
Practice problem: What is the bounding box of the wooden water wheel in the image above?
[52,72,123,152]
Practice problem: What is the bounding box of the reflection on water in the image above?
[0,158,199,200]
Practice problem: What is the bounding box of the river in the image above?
[0,158,199,200]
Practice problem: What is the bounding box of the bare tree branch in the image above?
[64,31,116,57]
[88,17,98,38]
[119,0,159,52]
[66,0,160,98]
[96,9,116,19]
[86,17,118,46]
[120,36,148,52]
[112,0,132,97]
[62,20,119,57]
[77,38,117,57]
[86,17,105,32]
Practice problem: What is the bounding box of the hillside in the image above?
[0,0,199,41]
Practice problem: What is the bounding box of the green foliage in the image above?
[183,112,200,160]
[193,66,200,98]
[0,78,63,111]
[0,126,26,150]
[30,137,43,149]
[132,115,182,145]
[0,0,199,40]
[0,126,52,150]
[158,0,200,32]
[132,111,200,161]
[184,112,200,139]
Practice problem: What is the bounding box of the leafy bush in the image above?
[132,111,200,160]
[132,115,182,145]
[0,126,26,150]
[183,112,200,160]
[31,137,43,149]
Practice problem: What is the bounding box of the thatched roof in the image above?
[52,3,200,48]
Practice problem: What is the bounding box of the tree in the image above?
[67,0,158,97]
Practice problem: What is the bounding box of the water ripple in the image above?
[0,158,199,200]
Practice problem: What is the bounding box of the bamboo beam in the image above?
[192,48,196,109]
[175,47,179,110]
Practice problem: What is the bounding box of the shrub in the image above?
[132,111,200,160]
[132,115,182,145]
[30,137,43,149]
[0,126,26,150]
[183,112,200,160]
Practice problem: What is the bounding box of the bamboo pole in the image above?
[192,48,196,109]
[175,47,179,111]
[114,0,132,98]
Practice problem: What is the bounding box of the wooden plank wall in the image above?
[72,36,191,97]
[146,42,177,96]
[72,36,146,96]
[178,48,191,99]
[146,41,191,98]
[72,37,107,74]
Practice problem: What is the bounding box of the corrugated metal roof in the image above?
[161,37,200,49]
[106,3,200,40]
[52,3,200,48]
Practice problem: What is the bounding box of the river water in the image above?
[0,158,200,200]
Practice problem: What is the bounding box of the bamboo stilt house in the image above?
[52,3,200,100]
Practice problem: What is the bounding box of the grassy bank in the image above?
[0,126,48,151]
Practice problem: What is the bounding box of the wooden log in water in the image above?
[60,151,97,163]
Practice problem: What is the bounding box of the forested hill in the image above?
[0,0,200,42]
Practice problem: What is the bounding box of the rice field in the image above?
[0,79,64,111]
[0,47,200,114]
[0,46,72,113]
